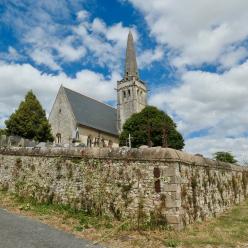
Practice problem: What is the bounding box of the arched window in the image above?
[97,137,100,147]
[76,130,79,140]
[94,137,100,147]
[56,133,61,144]
[101,138,106,147]
[128,89,131,97]
[87,135,92,147]
[126,72,129,79]
[123,91,126,98]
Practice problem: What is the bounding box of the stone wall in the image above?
[180,160,248,225]
[77,125,119,148]
[48,87,119,147]
[0,147,247,230]
[117,79,147,131]
[49,86,77,144]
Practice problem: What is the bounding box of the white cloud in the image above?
[54,40,86,62]
[0,46,23,62]
[72,17,140,70]
[129,0,248,68]
[106,23,136,47]
[2,3,158,72]
[30,49,61,71]
[77,10,89,21]
[0,61,119,128]
[91,18,107,34]
[185,136,248,163]
[138,47,164,69]
[23,24,88,68]
[151,61,248,134]
[129,0,248,161]
[219,47,248,69]
[2,4,90,70]
[150,60,248,161]
[8,47,20,60]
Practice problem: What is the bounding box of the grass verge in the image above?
[1,190,248,247]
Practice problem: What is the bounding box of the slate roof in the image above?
[63,87,118,136]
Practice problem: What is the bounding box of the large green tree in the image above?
[213,151,237,164]
[5,91,53,142]
[120,106,184,149]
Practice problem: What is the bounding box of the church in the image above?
[49,31,148,147]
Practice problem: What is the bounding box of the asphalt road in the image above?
[0,208,103,248]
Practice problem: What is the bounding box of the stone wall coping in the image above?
[0,147,247,171]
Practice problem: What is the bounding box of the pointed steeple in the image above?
[124,30,139,79]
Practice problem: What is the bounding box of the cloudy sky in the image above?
[1,0,248,161]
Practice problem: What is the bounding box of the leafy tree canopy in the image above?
[0,129,6,136]
[120,106,184,149]
[5,90,53,142]
[213,151,237,164]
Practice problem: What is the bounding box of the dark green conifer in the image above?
[5,91,53,142]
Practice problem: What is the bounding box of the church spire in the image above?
[124,30,139,79]
[117,30,147,132]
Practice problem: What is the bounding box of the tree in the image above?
[213,151,237,164]
[0,129,6,136]
[5,91,54,142]
[119,106,184,149]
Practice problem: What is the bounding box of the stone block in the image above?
[169,175,181,183]
[160,176,172,183]
[166,198,181,208]
[166,214,181,224]
[163,184,180,192]
[169,222,184,231]
[161,165,177,177]
[171,191,181,200]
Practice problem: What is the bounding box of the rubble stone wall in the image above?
[0,147,247,230]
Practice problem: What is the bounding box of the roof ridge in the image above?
[62,86,116,110]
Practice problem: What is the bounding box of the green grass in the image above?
[163,239,180,247]
[165,201,248,247]
[0,191,114,230]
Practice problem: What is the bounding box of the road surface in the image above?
[0,208,103,248]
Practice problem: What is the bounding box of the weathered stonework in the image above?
[49,86,77,144]
[117,31,148,132]
[49,86,119,146]
[0,147,247,230]
[77,126,119,148]
[117,78,147,131]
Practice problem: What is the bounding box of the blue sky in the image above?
[1,0,248,161]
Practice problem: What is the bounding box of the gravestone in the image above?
[25,139,37,148]
[18,138,25,147]
[8,136,22,147]
[0,135,7,146]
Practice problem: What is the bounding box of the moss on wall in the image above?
[0,147,248,230]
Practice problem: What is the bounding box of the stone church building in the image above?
[49,31,147,147]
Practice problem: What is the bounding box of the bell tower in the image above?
[117,31,147,132]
